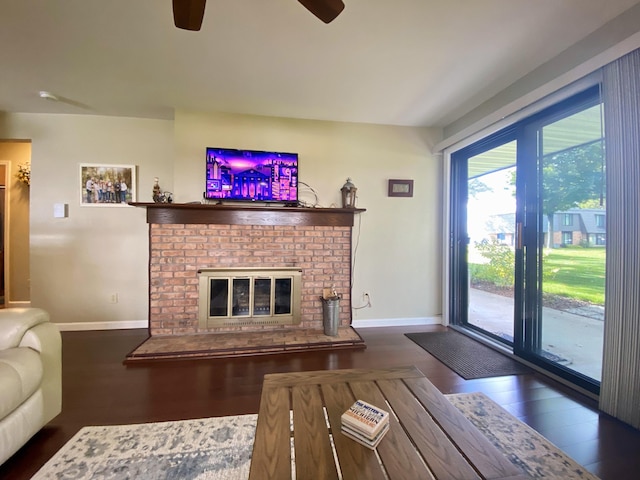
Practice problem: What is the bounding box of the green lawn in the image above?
[542,247,606,305]
[470,245,606,305]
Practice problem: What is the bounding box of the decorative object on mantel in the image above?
[388,179,414,197]
[152,177,161,201]
[341,178,357,208]
[152,177,173,203]
[16,162,31,186]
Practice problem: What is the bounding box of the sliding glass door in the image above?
[457,139,518,343]
[529,98,606,384]
[450,86,605,393]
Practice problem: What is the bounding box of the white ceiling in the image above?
[1,0,639,127]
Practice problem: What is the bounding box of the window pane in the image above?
[540,102,605,381]
[467,141,517,342]
[542,104,603,156]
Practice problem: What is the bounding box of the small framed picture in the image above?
[388,179,414,197]
[80,164,136,206]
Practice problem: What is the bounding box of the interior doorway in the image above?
[0,163,5,307]
[0,140,31,308]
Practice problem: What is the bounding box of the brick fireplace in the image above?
[138,204,363,337]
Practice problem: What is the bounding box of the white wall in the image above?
[1,113,173,328]
[175,111,443,324]
[1,111,443,328]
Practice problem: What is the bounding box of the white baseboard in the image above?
[56,317,441,331]
[352,316,442,328]
[56,320,148,331]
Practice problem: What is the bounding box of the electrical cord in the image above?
[297,181,320,208]
[350,212,371,310]
[351,211,361,291]
[353,293,372,310]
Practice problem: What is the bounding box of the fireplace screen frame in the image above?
[198,267,302,328]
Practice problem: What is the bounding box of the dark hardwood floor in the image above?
[2,325,639,479]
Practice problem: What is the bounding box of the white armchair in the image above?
[0,308,61,466]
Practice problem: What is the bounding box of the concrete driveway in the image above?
[468,288,603,380]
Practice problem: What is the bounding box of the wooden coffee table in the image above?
[248,365,526,479]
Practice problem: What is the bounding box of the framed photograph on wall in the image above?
[79,164,137,206]
[388,179,414,197]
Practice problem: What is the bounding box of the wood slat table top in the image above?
[249,366,528,480]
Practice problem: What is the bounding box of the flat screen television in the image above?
[205,147,298,204]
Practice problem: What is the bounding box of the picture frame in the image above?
[80,164,137,206]
[388,179,414,197]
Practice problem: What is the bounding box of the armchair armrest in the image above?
[20,321,62,423]
[0,308,50,350]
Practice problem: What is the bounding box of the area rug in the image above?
[30,415,258,480]
[405,330,532,379]
[447,392,599,479]
[31,393,597,479]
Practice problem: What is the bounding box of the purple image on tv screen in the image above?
[205,148,298,203]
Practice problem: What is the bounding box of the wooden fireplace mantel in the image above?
[130,203,366,227]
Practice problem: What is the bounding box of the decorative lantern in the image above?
[152,177,162,203]
[341,178,357,209]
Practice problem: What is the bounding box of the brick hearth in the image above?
[136,204,365,338]
[149,223,352,335]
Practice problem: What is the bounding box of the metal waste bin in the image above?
[321,296,340,336]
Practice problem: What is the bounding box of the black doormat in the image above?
[405,330,532,379]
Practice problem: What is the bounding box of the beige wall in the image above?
[1,114,173,326]
[0,110,442,327]
[0,140,31,305]
[175,111,443,323]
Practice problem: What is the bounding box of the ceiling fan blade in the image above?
[173,0,207,31]
[298,0,345,24]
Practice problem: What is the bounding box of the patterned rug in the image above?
[447,392,599,479]
[31,393,598,479]
[31,415,258,480]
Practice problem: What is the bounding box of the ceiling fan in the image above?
[172,0,345,31]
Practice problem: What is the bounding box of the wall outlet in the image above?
[362,292,372,307]
[110,293,118,304]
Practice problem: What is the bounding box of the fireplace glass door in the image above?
[199,268,302,328]
[209,279,229,317]
[232,278,251,316]
[253,278,271,316]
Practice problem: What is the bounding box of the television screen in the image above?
[205,147,298,203]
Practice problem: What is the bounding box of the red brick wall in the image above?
[149,224,352,335]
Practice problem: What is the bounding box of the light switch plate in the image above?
[53,203,68,218]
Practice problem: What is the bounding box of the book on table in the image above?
[341,399,390,447]
[341,421,390,450]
